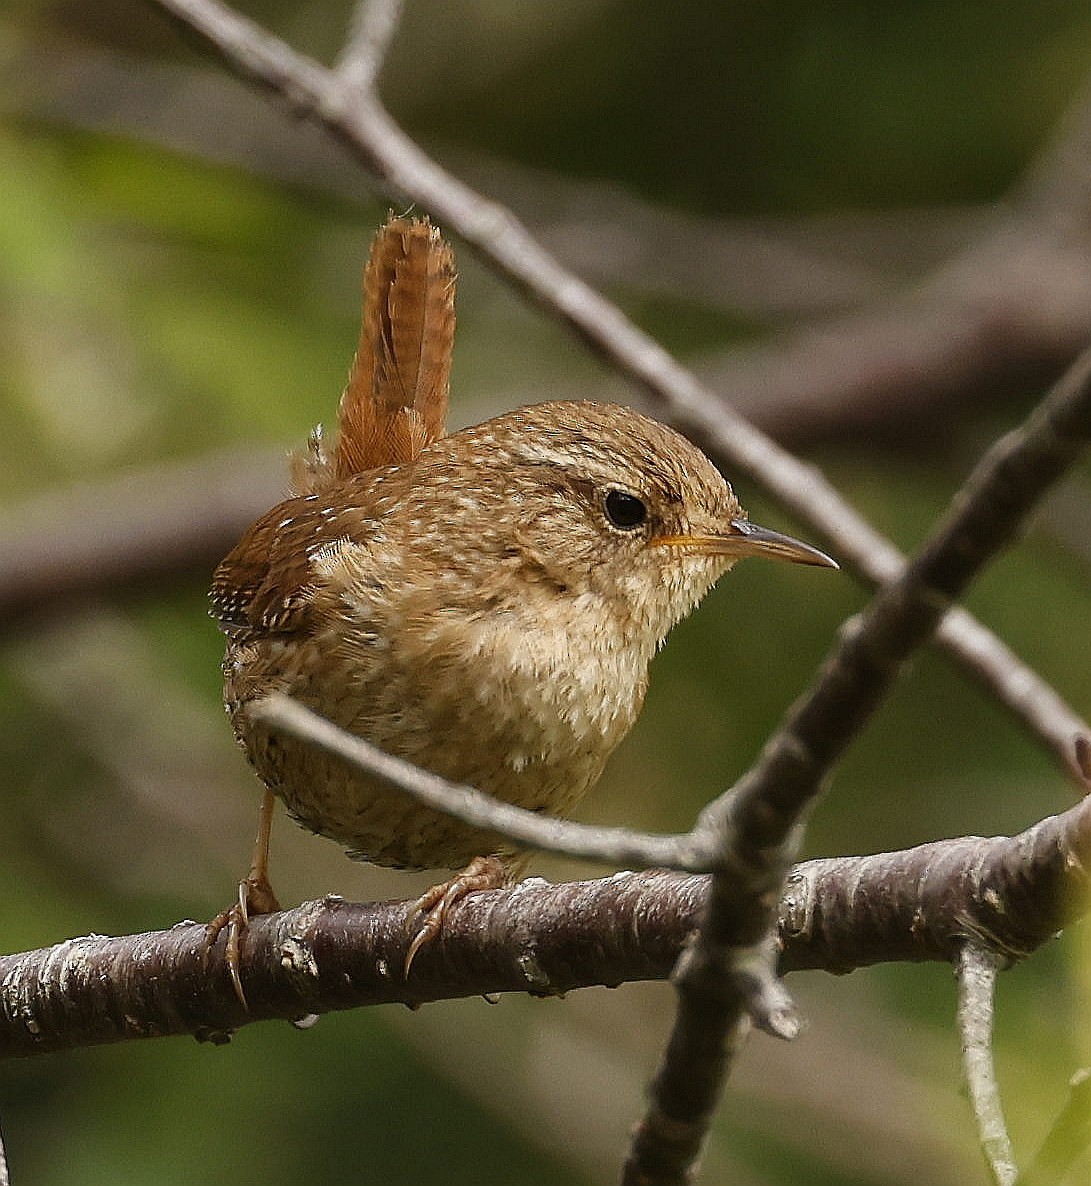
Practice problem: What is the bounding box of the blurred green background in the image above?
[3,1,1091,1183]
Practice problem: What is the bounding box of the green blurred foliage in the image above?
[2,1,1091,1184]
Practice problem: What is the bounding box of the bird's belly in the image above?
[226,623,648,871]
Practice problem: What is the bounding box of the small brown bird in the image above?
[209,216,835,994]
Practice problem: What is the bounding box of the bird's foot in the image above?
[405,855,508,976]
[206,873,281,1009]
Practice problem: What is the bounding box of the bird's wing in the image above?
[209,470,404,641]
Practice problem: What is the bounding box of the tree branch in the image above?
[333,0,406,99]
[248,694,713,871]
[3,791,1089,1060]
[0,447,283,626]
[958,945,1018,1186]
[628,339,1091,1183]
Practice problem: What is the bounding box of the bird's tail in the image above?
[292,214,456,493]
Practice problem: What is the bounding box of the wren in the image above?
[209,216,836,995]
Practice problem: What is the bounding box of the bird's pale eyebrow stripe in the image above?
[510,442,589,469]
[506,441,641,488]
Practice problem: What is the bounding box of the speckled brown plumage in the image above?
[212,399,752,869]
[208,217,835,998]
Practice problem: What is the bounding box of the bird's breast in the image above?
[226,588,654,869]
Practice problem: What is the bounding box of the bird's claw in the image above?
[206,873,281,1009]
[404,855,507,976]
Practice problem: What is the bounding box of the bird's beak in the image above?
[654,519,838,568]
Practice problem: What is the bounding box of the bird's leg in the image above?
[206,789,281,1008]
[405,854,520,975]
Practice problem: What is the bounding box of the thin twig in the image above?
[147,0,1091,785]
[958,944,1018,1186]
[333,0,406,99]
[712,341,1091,844]
[628,342,1091,1184]
[247,695,713,871]
[1018,1068,1091,1186]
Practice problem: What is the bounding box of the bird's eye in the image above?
[604,489,648,530]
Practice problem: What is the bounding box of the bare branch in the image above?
[248,694,713,870]
[958,945,1018,1186]
[1018,1068,1091,1186]
[154,0,331,112]
[629,342,1091,1183]
[3,792,1090,1059]
[622,989,747,1186]
[333,0,406,100]
[718,340,1091,843]
[780,797,1091,973]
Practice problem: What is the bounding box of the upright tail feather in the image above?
[291,214,456,493]
[337,214,456,476]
